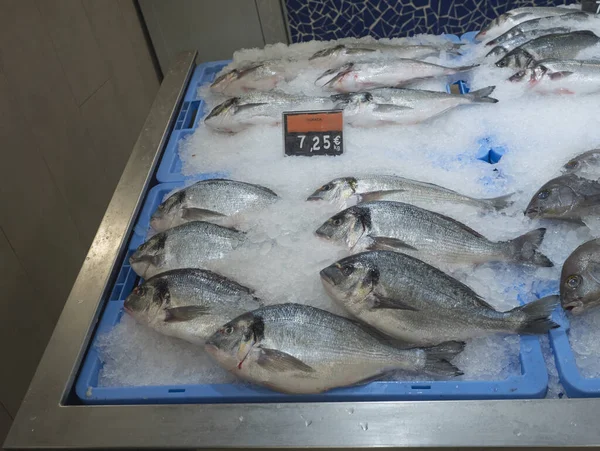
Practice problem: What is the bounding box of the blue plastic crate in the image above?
[76,182,551,404]
[156,60,232,182]
[526,281,600,398]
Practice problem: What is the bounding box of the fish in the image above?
[562,149,600,180]
[124,268,262,344]
[205,303,465,394]
[204,91,334,133]
[210,60,292,96]
[496,31,600,69]
[486,27,571,58]
[151,179,278,232]
[315,200,553,267]
[561,239,600,315]
[508,60,600,95]
[330,86,498,126]
[307,175,512,212]
[308,42,462,69]
[321,251,560,346]
[525,174,600,221]
[129,221,245,279]
[315,60,477,93]
[476,7,584,41]
[485,12,590,47]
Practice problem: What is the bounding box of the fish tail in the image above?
[503,228,553,267]
[480,192,515,210]
[510,295,560,334]
[423,341,465,377]
[466,86,499,104]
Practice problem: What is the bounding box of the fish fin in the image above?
[237,63,264,77]
[235,102,269,113]
[181,208,226,221]
[504,228,553,267]
[512,295,560,334]
[367,293,419,311]
[256,348,315,373]
[346,370,396,387]
[481,192,515,211]
[454,64,479,73]
[579,192,600,208]
[466,86,498,104]
[164,306,210,322]
[368,236,418,252]
[548,71,574,80]
[373,104,413,113]
[359,189,406,202]
[346,47,377,54]
[423,341,465,377]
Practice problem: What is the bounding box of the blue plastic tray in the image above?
[76,182,551,404]
[525,281,600,398]
[156,60,231,182]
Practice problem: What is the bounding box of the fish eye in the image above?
[565,275,581,289]
[341,264,354,276]
[565,160,579,170]
[537,189,551,200]
[322,184,332,191]
[224,325,234,335]
[133,285,146,296]
[331,217,343,226]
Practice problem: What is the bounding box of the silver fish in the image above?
[307,175,512,212]
[476,7,584,41]
[315,60,477,93]
[308,43,461,69]
[321,251,559,346]
[204,92,334,133]
[151,179,278,232]
[315,200,552,267]
[525,174,600,221]
[129,221,245,279]
[485,12,589,47]
[205,303,465,394]
[210,61,292,96]
[562,149,600,180]
[330,86,497,126]
[561,239,600,314]
[486,27,571,57]
[124,268,262,344]
[496,31,600,69]
[508,60,600,95]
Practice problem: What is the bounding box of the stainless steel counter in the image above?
[4,50,600,450]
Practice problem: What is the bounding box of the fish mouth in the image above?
[306,193,323,201]
[319,265,344,286]
[509,71,527,83]
[524,206,540,218]
[562,300,584,315]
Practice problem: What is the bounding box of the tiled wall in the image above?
[285,0,577,42]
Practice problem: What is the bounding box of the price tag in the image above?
[283,110,343,156]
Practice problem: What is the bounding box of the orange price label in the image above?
[283,110,344,156]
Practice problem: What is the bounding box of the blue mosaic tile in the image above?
[285,0,578,43]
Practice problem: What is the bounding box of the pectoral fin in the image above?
[182,208,226,221]
[368,236,418,252]
[257,348,315,373]
[164,306,209,322]
[360,189,406,202]
[367,293,419,311]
